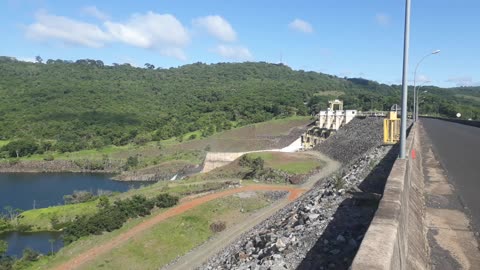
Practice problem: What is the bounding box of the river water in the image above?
[0,172,151,257]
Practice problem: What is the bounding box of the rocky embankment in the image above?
[114,163,202,181]
[0,159,121,173]
[314,117,384,164]
[202,117,397,270]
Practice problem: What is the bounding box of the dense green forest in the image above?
[0,56,478,156]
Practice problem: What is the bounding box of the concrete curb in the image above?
[351,124,428,270]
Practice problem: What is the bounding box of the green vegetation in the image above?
[63,193,178,244]
[18,201,98,232]
[29,193,271,270]
[239,154,265,178]
[0,240,13,270]
[247,152,323,174]
[0,240,44,270]
[233,152,323,184]
[63,190,96,205]
[1,58,478,158]
[13,180,235,233]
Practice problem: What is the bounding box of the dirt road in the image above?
[54,152,338,270]
[54,185,302,270]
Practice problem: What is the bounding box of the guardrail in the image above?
[351,124,428,270]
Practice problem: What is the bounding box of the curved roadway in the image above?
[421,118,480,230]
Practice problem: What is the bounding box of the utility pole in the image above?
[399,0,411,159]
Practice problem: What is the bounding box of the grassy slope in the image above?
[25,193,271,270]
[247,152,324,174]
[0,115,310,164]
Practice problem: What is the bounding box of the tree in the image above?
[1,139,39,158]
[97,196,110,209]
[35,56,43,64]
[3,206,22,226]
[0,59,477,157]
[144,63,155,69]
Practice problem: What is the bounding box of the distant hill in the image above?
[0,56,478,153]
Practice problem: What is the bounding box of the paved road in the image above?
[421,118,480,231]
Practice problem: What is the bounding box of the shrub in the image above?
[15,224,33,232]
[73,159,105,170]
[63,193,179,244]
[210,221,226,233]
[21,248,39,262]
[333,174,345,190]
[124,155,139,170]
[49,214,59,229]
[97,196,110,209]
[133,134,150,145]
[239,155,265,179]
[43,154,54,161]
[0,218,12,233]
[154,194,179,208]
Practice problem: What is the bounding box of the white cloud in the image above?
[193,15,237,42]
[25,10,190,60]
[375,13,391,27]
[25,10,111,48]
[82,6,110,21]
[214,45,253,61]
[446,76,479,87]
[17,57,36,63]
[288,19,313,34]
[105,12,190,49]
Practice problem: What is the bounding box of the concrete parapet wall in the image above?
[351,124,428,270]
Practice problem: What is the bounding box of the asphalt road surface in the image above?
[421,118,480,231]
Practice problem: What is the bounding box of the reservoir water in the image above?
[0,172,151,257]
[0,172,147,210]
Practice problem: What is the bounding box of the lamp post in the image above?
[399,0,411,159]
[413,50,440,121]
[417,89,427,117]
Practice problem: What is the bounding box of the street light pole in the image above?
[413,50,440,121]
[417,89,427,117]
[399,0,411,159]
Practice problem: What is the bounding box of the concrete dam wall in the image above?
[352,124,428,269]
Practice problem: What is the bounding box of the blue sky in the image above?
[1,0,479,87]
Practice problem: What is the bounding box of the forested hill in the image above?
[0,56,478,154]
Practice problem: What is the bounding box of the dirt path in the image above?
[54,185,303,270]
[54,151,339,270]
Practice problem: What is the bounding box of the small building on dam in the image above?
[301,99,357,149]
